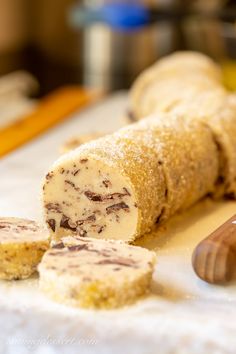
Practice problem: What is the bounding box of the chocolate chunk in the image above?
[60,215,77,232]
[84,191,103,202]
[52,242,65,249]
[86,214,96,222]
[96,257,137,268]
[47,219,56,232]
[106,202,129,215]
[84,191,101,201]
[64,243,110,256]
[65,180,75,187]
[45,203,62,213]
[80,158,88,163]
[0,222,10,229]
[225,192,236,200]
[102,179,112,188]
[123,187,131,196]
[17,225,29,231]
[65,180,80,191]
[165,188,168,198]
[68,244,89,252]
[77,214,96,226]
[62,201,72,207]
[155,207,165,224]
[78,229,87,237]
[98,226,104,234]
[84,189,131,202]
[46,172,53,180]
[73,169,80,176]
[216,175,225,185]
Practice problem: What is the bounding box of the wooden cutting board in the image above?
[0,92,235,354]
[0,86,100,158]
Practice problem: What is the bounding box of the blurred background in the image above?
[0,0,236,96]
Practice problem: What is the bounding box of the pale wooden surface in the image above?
[0,92,236,354]
[192,214,236,284]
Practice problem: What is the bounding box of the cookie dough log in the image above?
[42,111,218,242]
[122,113,219,220]
[173,91,236,198]
[129,51,224,120]
[38,236,156,309]
[42,129,166,242]
[0,217,49,280]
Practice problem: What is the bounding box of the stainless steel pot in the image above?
[70,0,180,90]
[83,22,177,90]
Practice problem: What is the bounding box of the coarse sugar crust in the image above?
[38,236,156,309]
[0,217,49,280]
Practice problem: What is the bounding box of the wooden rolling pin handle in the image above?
[192,214,236,284]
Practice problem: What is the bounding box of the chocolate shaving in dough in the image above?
[47,219,56,232]
[96,257,137,268]
[84,188,131,202]
[60,215,77,232]
[45,203,62,213]
[52,242,65,249]
[77,214,96,226]
[106,202,130,215]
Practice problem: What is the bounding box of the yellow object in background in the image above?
[0,87,99,158]
[221,60,236,91]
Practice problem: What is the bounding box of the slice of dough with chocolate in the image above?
[0,217,49,280]
[38,236,156,309]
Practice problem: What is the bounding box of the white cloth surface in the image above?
[0,92,236,354]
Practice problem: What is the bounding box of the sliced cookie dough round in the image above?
[0,217,49,280]
[172,90,236,199]
[132,77,224,119]
[129,51,223,120]
[38,236,156,309]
